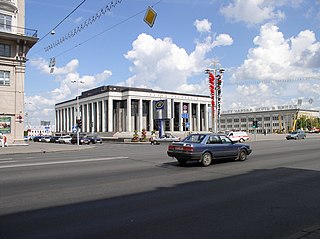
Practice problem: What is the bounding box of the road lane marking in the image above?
[0,160,16,163]
[0,158,13,161]
[0,157,129,169]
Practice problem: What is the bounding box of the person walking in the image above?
[0,133,4,147]
[3,134,7,147]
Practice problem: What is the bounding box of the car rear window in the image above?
[183,134,206,143]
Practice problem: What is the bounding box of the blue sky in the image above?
[24,0,320,127]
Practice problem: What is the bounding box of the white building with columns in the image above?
[55,85,212,135]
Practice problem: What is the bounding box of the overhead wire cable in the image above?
[53,0,163,58]
[38,0,87,43]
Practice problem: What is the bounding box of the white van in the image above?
[227,131,249,142]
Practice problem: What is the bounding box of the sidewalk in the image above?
[1,134,319,155]
[0,141,95,155]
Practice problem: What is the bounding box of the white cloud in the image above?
[26,58,112,127]
[220,0,286,26]
[194,19,212,33]
[123,28,233,93]
[231,23,320,82]
[226,23,320,109]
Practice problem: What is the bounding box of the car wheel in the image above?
[239,138,244,143]
[201,152,212,167]
[238,149,247,161]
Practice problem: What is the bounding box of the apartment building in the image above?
[0,0,38,143]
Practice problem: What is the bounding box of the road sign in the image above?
[185,122,190,128]
[181,113,189,119]
[72,126,77,132]
[144,6,157,28]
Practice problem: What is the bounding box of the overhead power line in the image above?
[38,0,87,43]
[53,0,163,58]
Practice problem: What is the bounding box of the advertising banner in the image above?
[0,117,11,134]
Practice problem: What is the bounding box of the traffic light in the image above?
[252,120,258,128]
[76,118,82,128]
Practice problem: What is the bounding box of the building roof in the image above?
[55,85,210,106]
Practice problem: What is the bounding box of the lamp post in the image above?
[71,80,84,145]
[205,61,225,133]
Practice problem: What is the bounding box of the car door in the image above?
[205,135,226,159]
[219,135,239,158]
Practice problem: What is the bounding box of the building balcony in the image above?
[0,0,18,13]
[0,24,38,38]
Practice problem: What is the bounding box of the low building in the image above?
[220,106,319,134]
[55,85,212,135]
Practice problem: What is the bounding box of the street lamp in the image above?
[205,61,225,133]
[71,80,84,145]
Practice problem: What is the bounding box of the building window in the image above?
[0,43,11,57]
[0,14,12,32]
[234,118,239,122]
[0,71,10,85]
[264,117,270,121]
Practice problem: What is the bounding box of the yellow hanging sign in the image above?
[144,6,157,28]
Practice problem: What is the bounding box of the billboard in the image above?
[0,117,11,134]
[154,100,168,120]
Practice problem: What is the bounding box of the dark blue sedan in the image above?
[167,133,252,166]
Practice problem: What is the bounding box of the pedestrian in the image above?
[263,129,266,136]
[0,133,3,147]
[3,134,7,147]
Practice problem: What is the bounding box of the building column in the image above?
[188,102,192,131]
[197,103,201,132]
[205,104,209,131]
[62,108,66,132]
[179,102,183,131]
[97,101,101,133]
[170,99,174,132]
[86,104,90,133]
[60,109,63,132]
[139,98,143,131]
[102,100,106,132]
[127,97,131,132]
[149,100,153,131]
[67,108,70,132]
[108,98,113,132]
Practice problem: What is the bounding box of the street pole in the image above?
[71,80,84,146]
[206,61,224,133]
[76,95,80,146]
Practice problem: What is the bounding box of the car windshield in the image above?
[183,134,206,143]
[291,131,298,134]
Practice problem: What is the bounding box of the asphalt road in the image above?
[1,137,320,239]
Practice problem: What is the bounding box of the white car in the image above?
[58,135,72,144]
[227,131,249,142]
[153,133,180,144]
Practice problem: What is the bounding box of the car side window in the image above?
[206,135,220,144]
[220,135,232,144]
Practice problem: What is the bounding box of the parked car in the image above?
[153,133,180,144]
[86,135,102,144]
[33,136,44,142]
[58,135,72,144]
[286,131,306,140]
[41,136,52,143]
[227,131,249,142]
[50,136,60,143]
[167,133,252,167]
[71,136,91,145]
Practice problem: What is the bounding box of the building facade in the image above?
[55,85,212,135]
[220,106,319,134]
[0,0,38,143]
